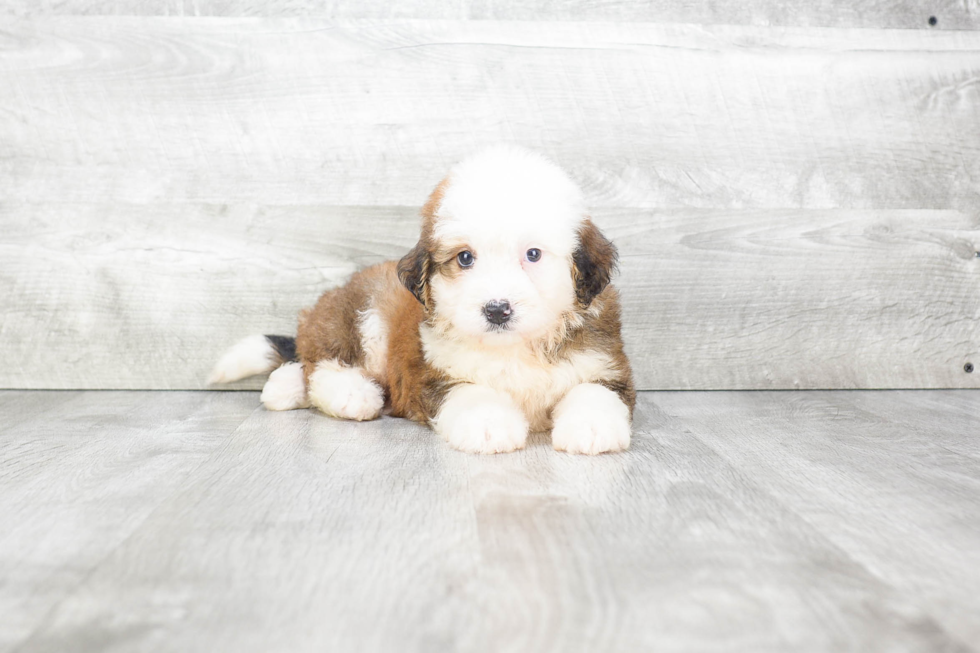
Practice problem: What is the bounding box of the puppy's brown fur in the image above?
[212,147,635,453]
[294,180,634,426]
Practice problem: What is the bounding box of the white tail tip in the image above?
[208,334,278,385]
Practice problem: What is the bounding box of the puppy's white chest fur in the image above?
[420,325,615,431]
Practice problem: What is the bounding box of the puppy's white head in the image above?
[398,145,617,346]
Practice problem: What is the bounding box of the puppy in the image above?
[209,145,635,454]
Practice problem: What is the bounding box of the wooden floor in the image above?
[1,390,978,653]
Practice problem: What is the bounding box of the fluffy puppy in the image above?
[209,146,635,454]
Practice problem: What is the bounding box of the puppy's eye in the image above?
[525,248,542,263]
[457,251,475,268]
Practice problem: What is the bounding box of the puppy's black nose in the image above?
[484,300,512,325]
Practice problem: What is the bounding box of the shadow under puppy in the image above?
[210,145,635,454]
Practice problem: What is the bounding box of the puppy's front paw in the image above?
[434,385,529,454]
[551,383,631,455]
[446,408,528,454]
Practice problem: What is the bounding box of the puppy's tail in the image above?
[207,334,298,385]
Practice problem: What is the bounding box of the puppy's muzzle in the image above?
[483,300,512,325]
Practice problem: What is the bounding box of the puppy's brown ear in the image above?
[572,218,618,307]
[399,177,448,308]
[397,241,430,308]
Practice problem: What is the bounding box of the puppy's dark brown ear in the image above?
[400,177,449,309]
[572,219,618,307]
[397,241,430,308]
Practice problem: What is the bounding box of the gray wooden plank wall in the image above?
[3,1,978,30]
[1,8,979,390]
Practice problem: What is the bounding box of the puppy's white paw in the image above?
[551,383,631,455]
[308,360,384,421]
[434,385,529,454]
[260,362,310,411]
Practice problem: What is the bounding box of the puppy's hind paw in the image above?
[260,362,311,411]
[308,360,384,421]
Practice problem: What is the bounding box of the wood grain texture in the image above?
[613,208,980,390]
[0,203,417,390]
[1,19,979,210]
[0,390,257,652]
[2,390,978,652]
[3,17,980,390]
[3,203,978,390]
[1,0,977,30]
[653,390,980,647]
